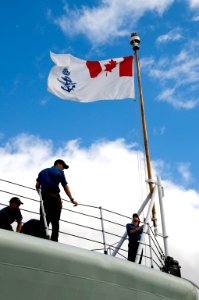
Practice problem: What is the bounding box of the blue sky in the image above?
[1,0,199,189]
[1,0,199,285]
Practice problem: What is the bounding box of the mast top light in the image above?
[130,33,140,51]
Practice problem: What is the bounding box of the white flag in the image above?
[48,52,135,102]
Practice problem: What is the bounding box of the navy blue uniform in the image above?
[37,166,67,194]
[36,166,68,241]
[0,206,22,231]
[126,223,143,262]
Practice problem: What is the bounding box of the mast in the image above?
[130,33,156,225]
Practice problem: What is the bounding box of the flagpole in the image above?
[130,33,157,225]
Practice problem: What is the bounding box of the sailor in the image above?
[35,159,78,242]
[0,197,23,232]
[21,219,46,239]
[126,213,143,262]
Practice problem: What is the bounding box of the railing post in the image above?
[148,229,154,268]
[99,206,107,254]
[157,176,169,257]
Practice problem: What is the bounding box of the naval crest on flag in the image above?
[48,53,135,102]
[57,67,76,93]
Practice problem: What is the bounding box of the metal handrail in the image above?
[0,178,166,272]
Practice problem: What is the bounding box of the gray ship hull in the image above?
[0,229,197,300]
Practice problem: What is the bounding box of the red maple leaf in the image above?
[104,59,117,76]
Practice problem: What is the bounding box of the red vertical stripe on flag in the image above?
[119,56,133,77]
[86,61,102,78]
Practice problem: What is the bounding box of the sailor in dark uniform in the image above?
[126,213,143,262]
[0,197,23,232]
[35,159,78,242]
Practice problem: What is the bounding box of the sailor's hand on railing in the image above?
[71,198,78,206]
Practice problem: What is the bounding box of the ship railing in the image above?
[0,178,167,272]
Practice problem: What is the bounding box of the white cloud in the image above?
[142,44,199,109]
[0,134,199,286]
[189,0,199,8]
[50,0,174,45]
[140,57,155,69]
[157,90,199,109]
[156,28,183,44]
[192,15,199,20]
[153,126,166,136]
[177,162,193,183]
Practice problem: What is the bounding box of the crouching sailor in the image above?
[0,197,23,232]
